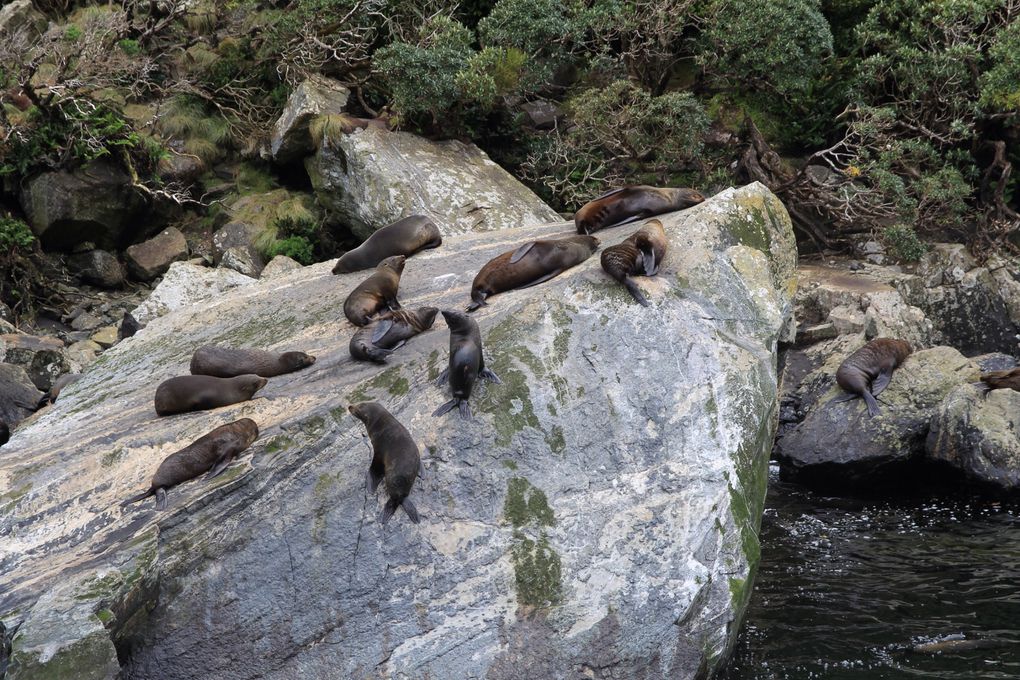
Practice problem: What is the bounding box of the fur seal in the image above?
[154,374,267,416]
[332,216,441,274]
[975,367,1020,394]
[834,338,913,417]
[38,373,82,408]
[600,219,668,306]
[190,345,316,378]
[468,235,600,312]
[348,402,422,524]
[0,422,8,447]
[433,310,500,418]
[574,185,704,234]
[121,418,259,510]
[119,311,142,339]
[350,306,439,363]
[343,255,405,326]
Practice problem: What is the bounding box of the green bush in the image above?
[980,20,1020,111]
[267,236,315,265]
[478,0,568,84]
[117,39,141,56]
[881,224,928,262]
[0,217,35,251]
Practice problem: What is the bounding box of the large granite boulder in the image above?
[270,75,350,163]
[0,184,795,680]
[129,261,256,326]
[927,384,1020,489]
[306,127,561,240]
[125,228,189,281]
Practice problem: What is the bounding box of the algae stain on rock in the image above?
[503,477,562,607]
[347,365,409,402]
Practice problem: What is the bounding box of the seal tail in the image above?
[433,399,459,417]
[121,489,154,507]
[862,390,881,417]
[623,278,649,306]
[402,498,421,524]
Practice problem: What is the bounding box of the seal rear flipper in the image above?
[205,456,232,480]
[434,367,450,387]
[479,367,502,384]
[121,489,153,507]
[603,213,644,230]
[592,187,627,201]
[380,498,399,524]
[862,390,882,417]
[458,400,472,419]
[871,369,893,397]
[371,320,395,344]
[401,498,421,524]
[623,278,649,306]
[831,391,858,404]
[155,487,168,511]
[509,242,537,264]
[972,381,993,397]
[433,398,458,417]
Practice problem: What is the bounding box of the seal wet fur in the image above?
[332,215,442,274]
[349,402,423,524]
[121,418,259,510]
[600,219,668,306]
[343,255,405,326]
[834,338,913,417]
[154,374,267,416]
[574,186,704,235]
[190,346,316,378]
[468,234,599,312]
[974,367,1020,395]
[433,310,500,418]
[350,307,438,363]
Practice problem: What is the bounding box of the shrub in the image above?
[478,0,568,84]
[267,236,315,265]
[881,224,928,263]
[0,217,36,251]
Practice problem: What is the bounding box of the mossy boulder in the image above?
[270,75,350,164]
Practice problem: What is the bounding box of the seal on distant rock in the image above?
[350,307,439,363]
[119,311,142,340]
[38,373,82,408]
[332,216,441,274]
[600,219,668,306]
[468,234,599,312]
[574,185,705,235]
[190,345,316,378]
[833,338,913,417]
[343,255,405,326]
[154,374,267,416]
[121,418,259,510]
[348,402,423,524]
[433,310,500,418]
[975,367,1020,395]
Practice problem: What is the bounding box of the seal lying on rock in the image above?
[190,346,316,378]
[574,186,704,235]
[433,310,500,418]
[349,307,439,364]
[332,216,441,274]
[154,374,267,416]
[600,219,668,306]
[834,338,913,417]
[343,255,405,326]
[121,418,259,510]
[467,235,599,312]
[975,367,1020,395]
[349,402,423,524]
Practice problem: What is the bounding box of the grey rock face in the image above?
[0,0,46,41]
[520,100,563,129]
[270,75,350,163]
[1,184,794,680]
[0,363,43,431]
[306,127,561,240]
[259,255,302,279]
[68,249,126,289]
[0,334,69,392]
[219,247,262,277]
[125,228,189,281]
[129,261,255,326]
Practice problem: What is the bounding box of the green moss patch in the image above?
[503,477,562,607]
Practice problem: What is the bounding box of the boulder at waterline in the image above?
[0,183,795,679]
[125,228,189,281]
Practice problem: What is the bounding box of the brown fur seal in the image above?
[975,367,1020,395]
[190,345,316,378]
[38,372,82,408]
[600,219,668,306]
[350,306,438,363]
[154,374,267,416]
[332,216,441,274]
[121,418,259,510]
[834,338,913,417]
[433,310,500,418]
[468,234,600,312]
[574,186,704,234]
[343,255,405,326]
[348,402,422,524]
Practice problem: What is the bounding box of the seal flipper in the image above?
[972,381,993,397]
[623,278,650,306]
[603,213,645,230]
[479,367,501,384]
[418,458,425,479]
[401,498,421,524]
[433,398,459,417]
[371,319,394,344]
[514,269,563,291]
[832,391,859,404]
[467,297,487,312]
[592,187,627,201]
[387,297,402,311]
[509,242,537,264]
[458,399,472,419]
[862,390,882,417]
[205,455,233,479]
[434,367,450,387]
[155,487,168,511]
[368,465,384,493]
[380,498,399,524]
[871,369,893,397]
[121,489,154,507]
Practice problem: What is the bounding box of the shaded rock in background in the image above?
[70,312,104,332]
[129,261,255,326]
[306,127,561,240]
[270,75,349,163]
[0,0,46,41]
[259,255,301,279]
[0,363,43,431]
[68,249,126,289]
[520,100,563,129]
[19,160,149,251]
[972,352,1018,372]
[157,152,205,187]
[125,227,189,281]
[90,327,119,349]
[0,334,68,391]
[220,247,261,277]
[775,346,979,479]
[927,384,1020,489]
[65,340,102,372]
[0,183,794,680]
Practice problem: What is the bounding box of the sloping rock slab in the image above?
[0,184,794,680]
[129,262,255,326]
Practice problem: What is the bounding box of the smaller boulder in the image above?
[65,340,102,372]
[220,247,262,277]
[520,100,563,129]
[70,312,103,332]
[67,249,125,288]
[271,75,350,163]
[124,227,189,281]
[90,326,119,349]
[212,221,265,267]
[0,363,43,431]
[0,0,46,41]
[0,334,69,392]
[260,255,302,279]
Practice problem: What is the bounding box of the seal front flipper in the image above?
[467,297,487,312]
[862,390,881,417]
[401,498,421,524]
[479,367,501,384]
[371,319,395,344]
[387,297,402,311]
[205,455,233,480]
[121,489,154,507]
[433,398,459,417]
[434,367,450,387]
[871,369,893,397]
[831,391,858,404]
[623,278,649,306]
[515,269,563,291]
[509,242,537,264]
[603,213,644,230]
[592,187,627,201]
[368,465,383,493]
[155,487,168,511]
[639,245,658,276]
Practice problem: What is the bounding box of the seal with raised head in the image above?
[38,372,82,408]
[343,255,405,326]
[574,185,705,235]
[350,306,439,364]
[433,310,500,418]
[600,219,668,306]
[349,401,423,524]
[834,338,913,417]
[121,418,259,510]
[190,345,316,378]
[468,234,600,312]
[975,367,1020,395]
[154,374,267,416]
[332,216,442,274]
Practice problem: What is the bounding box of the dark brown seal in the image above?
[121,418,259,510]
[349,402,422,524]
[574,186,704,234]
[350,306,439,363]
[190,345,316,378]
[468,234,600,312]
[38,372,82,408]
[600,219,668,306]
[332,216,442,274]
[975,367,1020,395]
[343,255,405,326]
[433,310,500,418]
[154,374,267,416]
[834,338,913,417]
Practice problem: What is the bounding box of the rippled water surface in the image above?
[720,465,1020,680]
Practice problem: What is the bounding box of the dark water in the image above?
[720,464,1020,680]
